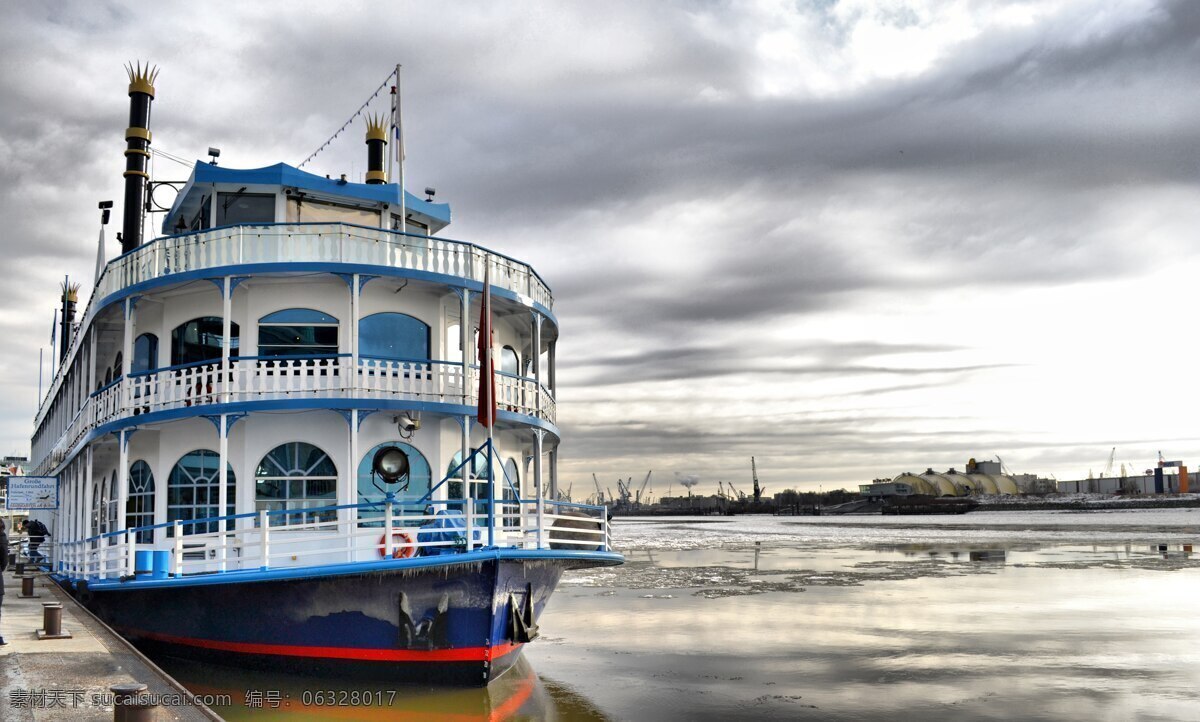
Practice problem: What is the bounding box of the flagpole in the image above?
[50,308,58,371]
[395,63,405,235]
[484,266,495,548]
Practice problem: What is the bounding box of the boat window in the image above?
[501,346,519,376]
[391,214,429,235]
[171,317,240,366]
[216,192,275,226]
[111,352,123,381]
[132,333,158,373]
[359,313,429,360]
[167,450,237,535]
[287,197,379,226]
[258,308,339,358]
[356,442,431,527]
[445,449,492,501]
[255,442,338,526]
[190,195,212,231]
[127,460,155,543]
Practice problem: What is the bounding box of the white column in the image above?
[83,446,94,540]
[345,412,359,548]
[116,432,128,533]
[88,328,97,393]
[460,290,470,404]
[222,277,232,401]
[122,302,133,378]
[548,341,556,396]
[218,415,228,550]
[122,300,134,412]
[532,314,542,417]
[461,415,471,501]
[350,274,359,363]
[533,430,545,549]
[549,447,558,501]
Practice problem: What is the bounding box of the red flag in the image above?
[477,265,496,427]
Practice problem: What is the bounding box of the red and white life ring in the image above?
[378,531,416,559]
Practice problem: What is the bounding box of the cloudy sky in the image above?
[2,1,1198,496]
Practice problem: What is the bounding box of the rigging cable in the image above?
[297,68,398,170]
[150,147,196,169]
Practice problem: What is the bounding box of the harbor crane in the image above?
[1101,447,1115,478]
[592,473,604,504]
[637,471,652,506]
[616,477,635,506]
[751,457,764,501]
[727,481,747,502]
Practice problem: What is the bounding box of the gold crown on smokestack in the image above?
[365,113,388,142]
[126,60,159,98]
[60,281,80,303]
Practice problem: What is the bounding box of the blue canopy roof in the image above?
[163,161,451,233]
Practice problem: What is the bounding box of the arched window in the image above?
[167,450,236,535]
[501,458,521,527]
[501,346,519,376]
[445,449,492,500]
[112,352,123,381]
[258,309,339,358]
[357,442,431,526]
[127,460,155,542]
[359,313,429,360]
[171,317,239,366]
[255,442,338,525]
[132,333,159,374]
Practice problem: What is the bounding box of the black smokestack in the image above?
[122,62,158,253]
[59,281,79,363]
[365,114,387,185]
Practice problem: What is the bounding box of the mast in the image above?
[394,64,405,233]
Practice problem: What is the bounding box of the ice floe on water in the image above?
[560,512,1200,597]
[606,509,1200,552]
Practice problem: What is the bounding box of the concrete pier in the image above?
[1,572,215,721]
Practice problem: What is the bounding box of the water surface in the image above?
[161,510,1200,720]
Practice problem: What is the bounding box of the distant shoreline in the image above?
[612,495,1200,518]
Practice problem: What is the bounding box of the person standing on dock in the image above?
[0,519,8,645]
[25,518,49,565]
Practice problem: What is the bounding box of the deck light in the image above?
[208,147,220,165]
[99,200,113,225]
[424,187,436,201]
[372,445,410,484]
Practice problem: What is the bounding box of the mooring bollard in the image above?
[43,603,63,636]
[14,561,25,576]
[110,683,155,722]
[36,601,71,640]
[20,575,36,597]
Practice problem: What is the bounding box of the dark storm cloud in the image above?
[563,340,1010,386]
[2,1,1198,485]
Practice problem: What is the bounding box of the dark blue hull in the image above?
[65,550,619,686]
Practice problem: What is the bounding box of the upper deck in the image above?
[32,163,558,474]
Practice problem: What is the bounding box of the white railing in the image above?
[54,497,611,583]
[34,222,555,444]
[33,356,554,474]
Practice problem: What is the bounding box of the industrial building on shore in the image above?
[861,457,1191,498]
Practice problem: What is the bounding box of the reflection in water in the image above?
[148,516,1199,721]
[163,654,609,721]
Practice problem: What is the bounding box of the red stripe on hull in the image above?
[120,627,523,663]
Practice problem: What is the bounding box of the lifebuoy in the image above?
[378,531,416,559]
